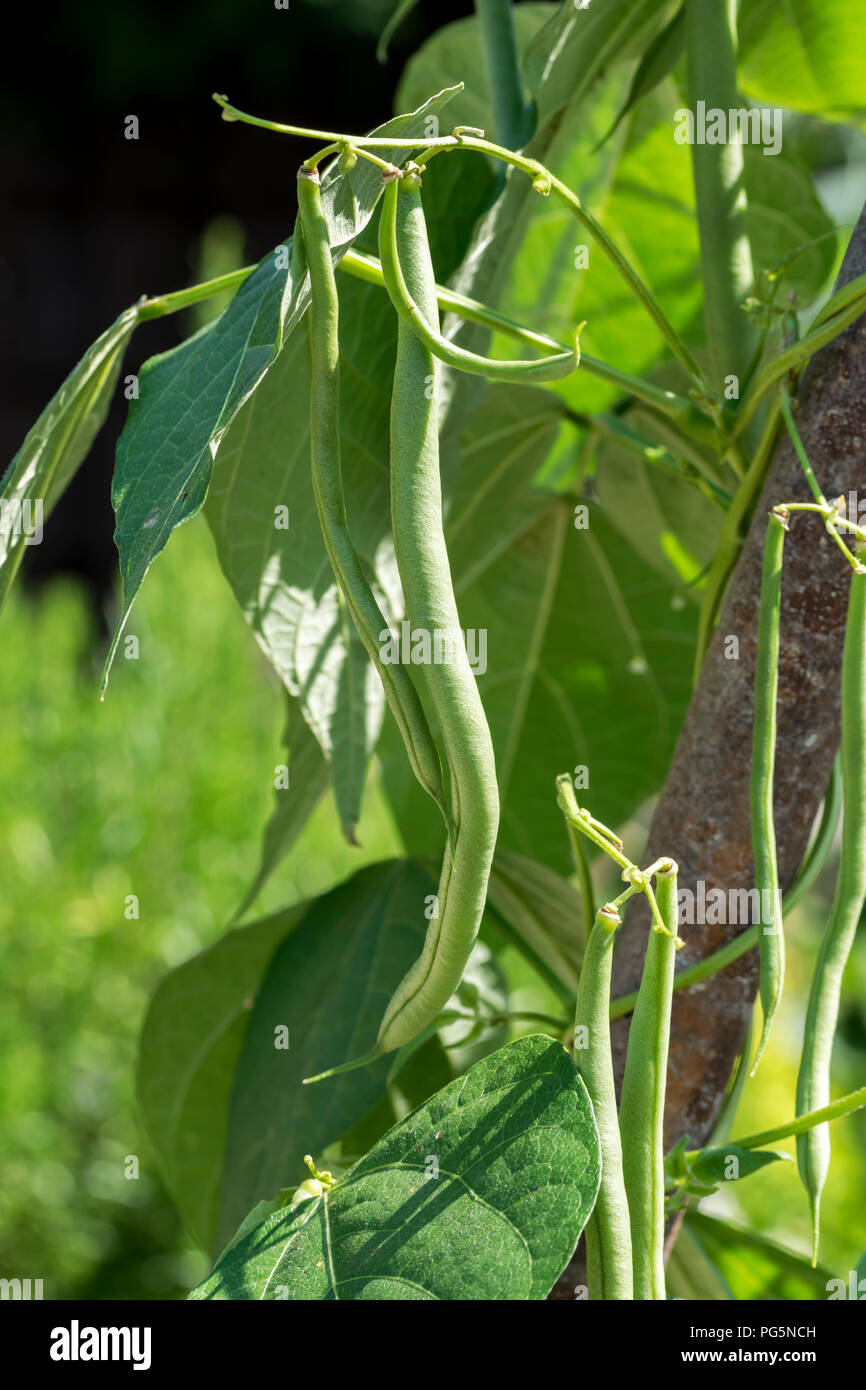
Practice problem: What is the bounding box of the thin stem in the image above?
[212,92,714,400]
[779,385,825,505]
[546,171,711,396]
[685,0,755,392]
[693,396,783,680]
[212,92,465,149]
[338,249,700,426]
[485,1010,570,1030]
[577,411,731,508]
[563,815,596,947]
[735,284,866,437]
[137,266,257,320]
[475,0,530,151]
[733,1086,866,1151]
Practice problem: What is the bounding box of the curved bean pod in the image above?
[574,903,633,1301]
[750,511,786,1073]
[796,568,866,1263]
[378,173,580,384]
[374,168,500,1054]
[296,166,447,824]
[618,864,679,1301]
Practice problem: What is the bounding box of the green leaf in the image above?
[739,0,866,117]
[667,1223,734,1300]
[191,1034,601,1300]
[593,421,720,586]
[743,142,837,304]
[204,296,388,833]
[472,502,697,872]
[524,0,676,127]
[104,85,462,694]
[685,1212,836,1300]
[486,849,583,1002]
[688,1143,792,1187]
[231,693,330,923]
[136,903,306,1251]
[217,858,437,1246]
[501,83,833,421]
[436,940,510,1073]
[596,3,686,148]
[401,3,665,432]
[0,306,138,608]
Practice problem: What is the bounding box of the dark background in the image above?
[2,0,474,616]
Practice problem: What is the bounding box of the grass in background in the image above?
[0,515,400,1298]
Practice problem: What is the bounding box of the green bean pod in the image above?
[796,568,866,1263]
[618,865,679,1300]
[378,174,580,384]
[574,904,633,1301]
[374,169,500,1054]
[750,512,787,1074]
[296,167,446,825]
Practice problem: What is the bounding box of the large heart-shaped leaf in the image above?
[381,384,697,874]
[486,849,583,1002]
[230,694,330,923]
[104,85,462,692]
[1,306,138,607]
[191,1034,600,1300]
[204,291,391,835]
[217,858,437,1246]
[136,902,307,1251]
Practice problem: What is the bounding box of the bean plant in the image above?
[6,0,866,1302]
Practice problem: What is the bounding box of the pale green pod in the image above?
[379,175,580,384]
[374,170,500,1053]
[750,512,786,1073]
[574,904,634,1301]
[796,569,866,1264]
[618,866,679,1301]
[296,166,446,826]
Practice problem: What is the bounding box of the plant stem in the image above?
[562,815,596,948]
[733,1086,866,1150]
[693,396,783,679]
[685,0,755,394]
[545,171,710,395]
[137,266,257,319]
[779,385,826,505]
[475,0,530,151]
[735,280,866,436]
[338,248,700,426]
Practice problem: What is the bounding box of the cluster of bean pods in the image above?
[298,158,581,1080]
